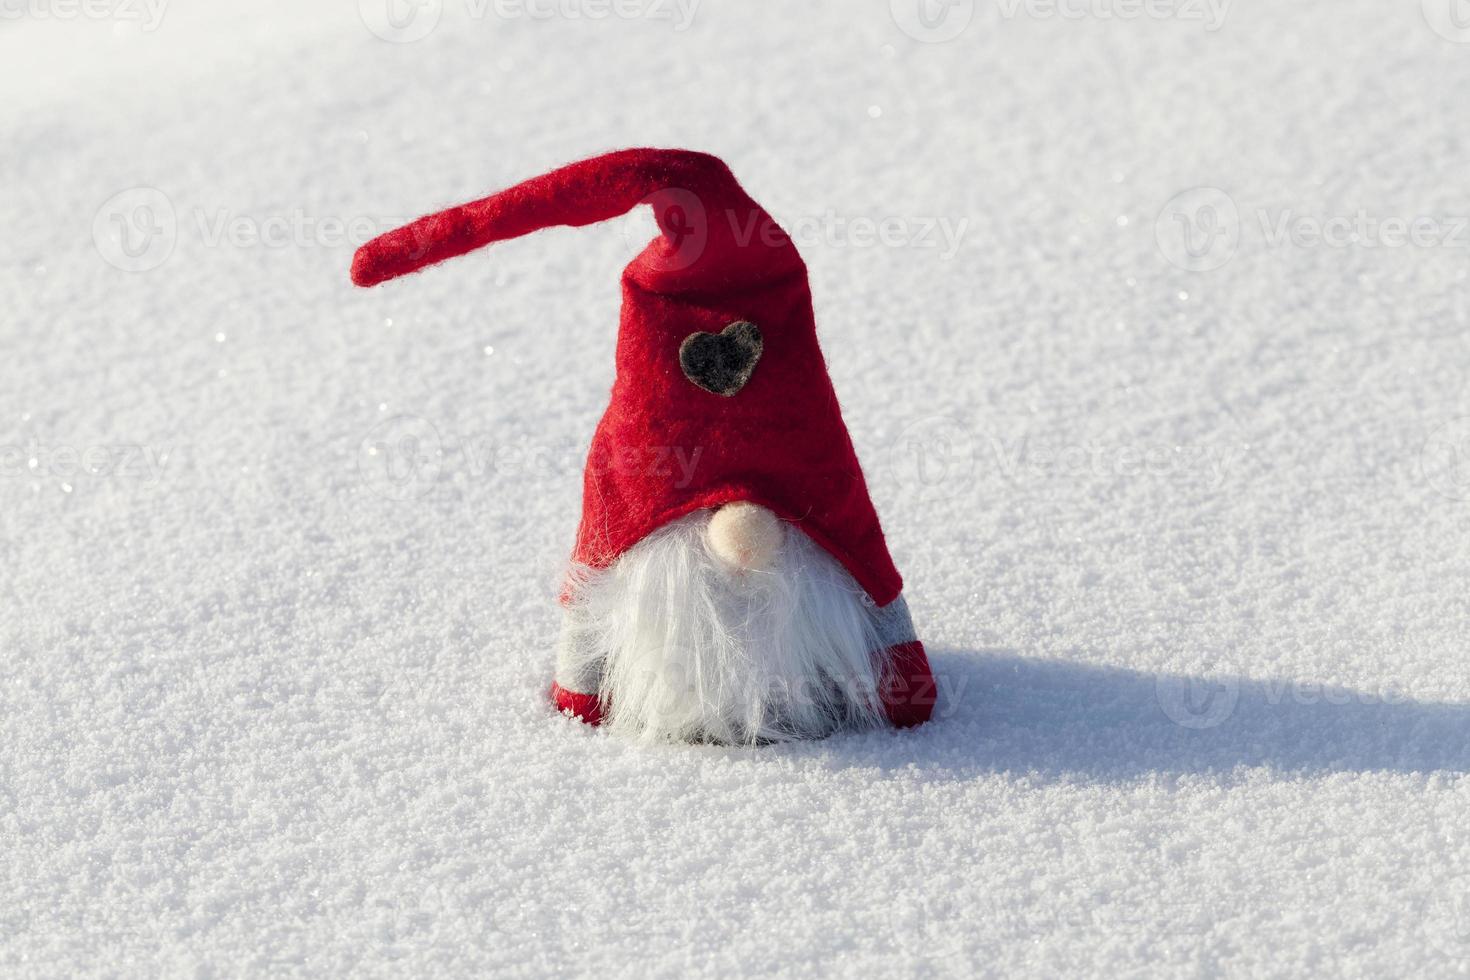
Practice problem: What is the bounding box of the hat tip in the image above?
[350,246,383,287]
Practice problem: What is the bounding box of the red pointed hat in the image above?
[352,148,902,605]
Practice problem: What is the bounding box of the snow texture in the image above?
[4,1,1470,975]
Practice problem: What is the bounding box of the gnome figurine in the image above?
[352,148,935,743]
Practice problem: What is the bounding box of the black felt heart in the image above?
[679,320,763,397]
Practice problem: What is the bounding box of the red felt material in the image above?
[351,148,902,605]
[550,683,603,726]
[878,641,936,728]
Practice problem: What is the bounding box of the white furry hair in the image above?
[559,509,887,745]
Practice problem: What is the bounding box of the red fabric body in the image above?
[352,148,902,604]
[550,683,602,726]
[878,641,936,728]
[572,266,900,605]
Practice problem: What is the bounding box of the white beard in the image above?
[558,510,886,745]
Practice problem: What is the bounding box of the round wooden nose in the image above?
[707,502,784,571]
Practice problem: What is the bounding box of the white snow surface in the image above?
[5,2,1470,976]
